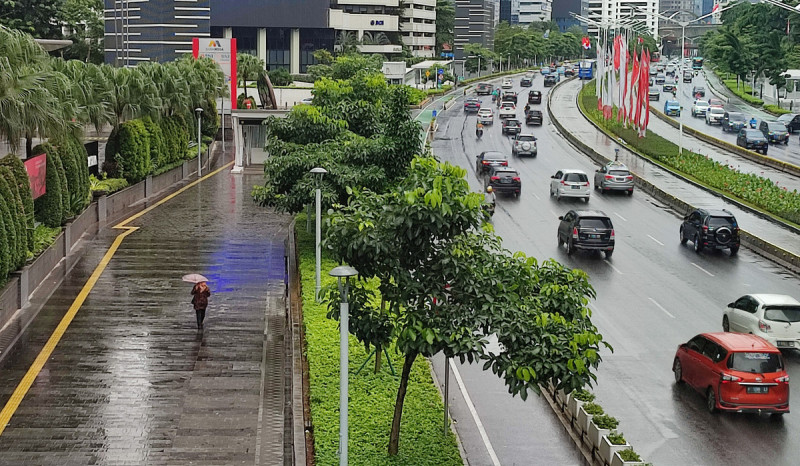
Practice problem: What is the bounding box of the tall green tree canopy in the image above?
[0,0,64,38]
[323,156,609,455]
[436,0,455,53]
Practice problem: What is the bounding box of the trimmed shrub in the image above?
[0,177,20,274]
[64,134,91,209]
[163,114,189,163]
[764,104,791,115]
[583,402,604,415]
[104,126,121,177]
[0,199,10,279]
[201,98,219,140]
[52,149,70,223]
[142,116,168,170]
[268,68,293,86]
[33,148,64,228]
[0,167,28,268]
[0,155,35,250]
[57,139,82,216]
[116,119,151,183]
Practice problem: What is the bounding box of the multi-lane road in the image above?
[430,72,800,465]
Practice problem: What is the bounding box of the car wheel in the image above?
[693,234,703,253]
[722,315,730,332]
[763,148,768,155]
[605,249,613,258]
[673,358,683,384]
[729,245,739,255]
[558,234,564,247]
[627,189,633,196]
[680,227,687,244]
[566,239,574,255]
[555,190,561,200]
[706,388,717,414]
[515,191,520,198]
[584,197,589,203]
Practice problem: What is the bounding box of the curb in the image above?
[547,79,800,275]
[648,105,800,177]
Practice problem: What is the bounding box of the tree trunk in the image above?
[388,350,417,456]
[25,133,33,159]
[375,298,387,374]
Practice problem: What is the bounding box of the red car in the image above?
[673,332,789,415]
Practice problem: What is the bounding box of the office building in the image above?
[500,0,513,23]
[104,0,435,72]
[659,0,696,23]
[586,0,658,39]
[454,0,496,59]
[518,0,553,24]
[552,0,588,32]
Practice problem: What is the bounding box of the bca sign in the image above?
[193,38,238,109]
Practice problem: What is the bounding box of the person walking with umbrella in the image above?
[184,274,211,329]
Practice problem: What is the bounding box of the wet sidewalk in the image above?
[550,79,800,261]
[0,148,294,464]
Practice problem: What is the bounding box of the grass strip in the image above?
[577,84,800,227]
[297,213,462,466]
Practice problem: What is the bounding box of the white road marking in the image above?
[647,234,664,246]
[614,212,627,222]
[531,191,541,200]
[648,297,675,318]
[451,363,502,466]
[691,262,715,277]
[604,260,624,275]
[551,210,560,218]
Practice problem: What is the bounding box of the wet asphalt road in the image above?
[0,154,292,465]
[654,70,800,169]
[432,74,800,465]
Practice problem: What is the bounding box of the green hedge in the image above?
[201,98,219,140]
[58,140,82,217]
[116,119,151,183]
[0,168,27,269]
[32,147,64,228]
[65,134,91,210]
[297,213,462,466]
[579,84,800,226]
[0,155,35,250]
[719,75,764,106]
[142,116,168,170]
[764,104,791,115]
[52,148,70,223]
[0,194,12,280]
[0,173,23,276]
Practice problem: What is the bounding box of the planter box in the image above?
[611,451,646,466]
[576,405,592,438]
[599,436,630,466]
[566,393,584,426]
[587,420,611,453]
[555,388,568,411]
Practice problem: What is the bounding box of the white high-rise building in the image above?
[400,0,437,57]
[518,0,553,24]
[586,0,659,40]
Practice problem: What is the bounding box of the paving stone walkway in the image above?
[0,148,293,465]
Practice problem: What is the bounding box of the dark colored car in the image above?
[655,74,666,84]
[501,90,518,104]
[475,151,508,174]
[476,83,493,95]
[722,111,747,132]
[692,86,705,97]
[736,128,769,155]
[673,333,789,415]
[776,113,800,133]
[520,76,533,87]
[486,166,521,197]
[526,110,543,125]
[464,98,481,113]
[683,70,693,83]
[544,75,558,87]
[759,120,790,144]
[501,118,522,135]
[662,83,676,93]
[680,208,740,255]
[648,87,660,101]
[557,210,615,258]
[528,90,542,104]
[564,68,576,77]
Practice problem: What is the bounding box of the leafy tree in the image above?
[238,53,266,102]
[60,0,104,64]
[323,156,609,455]
[312,49,334,65]
[0,0,64,38]
[436,0,455,54]
[463,44,496,72]
[330,53,383,80]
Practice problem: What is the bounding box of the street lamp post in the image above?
[195,107,203,177]
[310,167,327,302]
[329,265,358,466]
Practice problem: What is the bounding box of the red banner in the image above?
[24,153,47,199]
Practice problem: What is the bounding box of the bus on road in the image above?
[579,59,595,79]
[692,57,704,70]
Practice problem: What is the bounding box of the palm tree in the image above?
[51,58,114,135]
[101,64,160,130]
[137,61,190,118]
[236,53,265,104]
[0,26,74,157]
[335,31,361,54]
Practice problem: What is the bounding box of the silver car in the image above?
[594,162,634,194]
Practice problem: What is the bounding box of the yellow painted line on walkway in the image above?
[0,161,233,436]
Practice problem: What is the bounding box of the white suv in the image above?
[477,108,494,125]
[705,106,725,125]
[723,294,800,349]
[502,79,513,89]
[512,134,537,157]
[550,169,590,202]
[499,103,516,119]
[691,100,710,117]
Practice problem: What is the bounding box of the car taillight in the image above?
[572,227,578,239]
[560,180,566,185]
[702,225,708,233]
[512,176,520,182]
[482,161,490,165]
[720,373,742,384]
[758,320,772,333]
[610,229,615,239]
[625,175,633,180]
[777,375,790,383]
[604,175,614,180]
[501,161,508,166]
[583,182,590,186]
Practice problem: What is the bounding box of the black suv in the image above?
[544,75,558,87]
[721,111,747,133]
[736,128,768,155]
[680,208,740,255]
[528,90,542,104]
[486,166,521,197]
[520,76,533,87]
[501,118,522,135]
[501,90,518,104]
[557,210,615,258]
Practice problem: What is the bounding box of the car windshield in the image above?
[709,99,723,106]
[744,129,763,138]
[728,352,782,373]
[710,108,724,115]
[764,305,800,323]
[708,216,734,228]
[494,170,518,177]
[649,87,659,92]
[506,120,520,126]
[766,122,786,131]
[564,173,588,182]
[483,152,505,160]
[577,218,611,229]
[695,100,709,106]
[517,135,535,141]
[729,113,745,122]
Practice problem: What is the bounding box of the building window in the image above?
[300,28,334,73]
[267,28,290,71]
[232,27,257,56]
